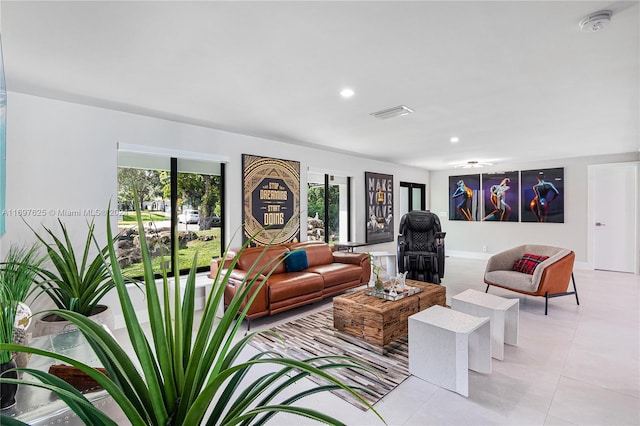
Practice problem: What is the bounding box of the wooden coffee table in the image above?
[333,280,446,353]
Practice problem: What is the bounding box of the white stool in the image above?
[408,305,491,397]
[451,289,519,360]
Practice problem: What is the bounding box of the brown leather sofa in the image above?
[214,241,371,320]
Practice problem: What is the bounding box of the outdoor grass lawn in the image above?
[120,211,168,224]
[121,229,222,277]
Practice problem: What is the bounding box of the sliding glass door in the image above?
[307,172,351,244]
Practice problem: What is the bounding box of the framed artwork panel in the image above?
[449,174,480,221]
[242,154,300,246]
[365,171,394,243]
[521,167,564,223]
[481,171,519,222]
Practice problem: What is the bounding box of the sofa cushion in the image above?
[296,243,335,267]
[285,250,309,272]
[485,270,537,293]
[513,253,549,275]
[306,263,363,287]
[237,246,289,275]
[268,272,324,303]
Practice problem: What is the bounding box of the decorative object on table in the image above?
[365,171,394,243]
[0,200,383,425]
[27,218,118,337]
[369,253,385,291]
[12,303,32,372]
[242,154,301,246]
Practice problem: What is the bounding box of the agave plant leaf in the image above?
[26,218,117,316]
[0,200,385,425]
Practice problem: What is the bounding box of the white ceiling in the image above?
[2,1,638,170]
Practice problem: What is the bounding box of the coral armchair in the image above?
[484,244,579,314]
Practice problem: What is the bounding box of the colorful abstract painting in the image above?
[449,174,480,221]
[481,171,519,222]
[521,168,564,223]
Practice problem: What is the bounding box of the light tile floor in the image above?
[238,257,640,426]
[115,257,640,425]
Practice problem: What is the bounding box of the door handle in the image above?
[595,222,606,227]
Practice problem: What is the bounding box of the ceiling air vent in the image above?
[370,105,414,120]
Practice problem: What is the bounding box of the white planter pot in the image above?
[31,305,115,338]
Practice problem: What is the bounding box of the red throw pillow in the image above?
[513,253,549,275]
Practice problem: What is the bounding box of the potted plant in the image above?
[27,218,118,337]
[0,244,44,369]
[0,204,384,425]
[0,281,19,410]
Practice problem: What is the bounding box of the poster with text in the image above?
[449,174,480,221]
[521,167,564,223]
[365,171,394,243]
[481,171,519,222]
[242,154,300,246]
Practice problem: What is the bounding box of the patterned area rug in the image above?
[249,309,410,410]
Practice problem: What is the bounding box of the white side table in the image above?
[408,305,491,397]
[451,289,519,360]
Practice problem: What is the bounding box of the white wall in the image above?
[429,152,640,266]
[1,92,428,320]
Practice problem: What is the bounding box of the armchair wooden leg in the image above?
[572,273,580,306]
[485,284,490,293]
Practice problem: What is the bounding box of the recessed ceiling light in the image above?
[340,88,354,98]
[450,137,459,143]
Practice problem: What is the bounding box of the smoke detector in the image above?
[579,10,612,33]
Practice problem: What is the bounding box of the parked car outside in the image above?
[178,209,199,224]
[209,214,221,227]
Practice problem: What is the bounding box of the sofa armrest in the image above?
[332,252,371,283]
[332,251,368,265]
[222,268,269,319]
[222,268,266,285]
[533,251,574,295]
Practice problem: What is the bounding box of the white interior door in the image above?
[590,163,638,273]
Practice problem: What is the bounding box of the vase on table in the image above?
[374,276,384,292]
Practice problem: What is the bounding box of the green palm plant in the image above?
[27,218,117,316]
[0,282,18,365]
[0,243,45,305]
[0,204,383,425]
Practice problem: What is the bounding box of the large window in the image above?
[117,150,224,278]
[307,172,351,244]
